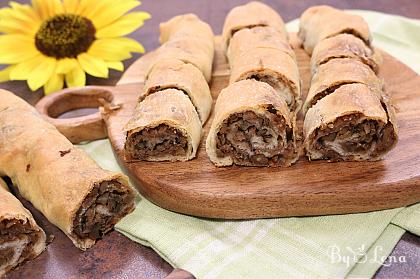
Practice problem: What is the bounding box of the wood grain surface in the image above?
[37,34,420,219]
[3,1,420,278]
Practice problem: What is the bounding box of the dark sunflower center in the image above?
[35,14,96,59]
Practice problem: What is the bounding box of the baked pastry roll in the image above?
[154,14,214,82]
[143,59,213,124]
[229,47,301,111]
[0,178,46,277]
[227,26,295,65]
[159,13,214,46]
[303,58,382,114]
[311,34,382,74]
[155,37,214,82]
[304,83,398,161]
[299,5,371,54]
[0,90,136,251]
[125,89,202,161]
[222,1,288,52]
[206,80,298,167]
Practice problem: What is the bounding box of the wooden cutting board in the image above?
[36,35,420,219]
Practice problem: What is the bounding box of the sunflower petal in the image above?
[95,37,145,53]
[91,1,140,29]
[27,57,56,91]
[88,40,132,61]
[65,64,86,87]
[10,55,44,80]
[9,2,41,21]
[0,41,39,64]
[63,0,79,13]
[44,73,64,94]
[106,61,124,71]
[56,58,78,74]
[0,65,16,82]
[96,12,151,38]
[78,53,109,78]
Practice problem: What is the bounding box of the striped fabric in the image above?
[79,11,420,279]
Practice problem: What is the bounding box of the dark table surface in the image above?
[2,0,420,278]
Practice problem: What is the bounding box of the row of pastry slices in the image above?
[123,2,398,166]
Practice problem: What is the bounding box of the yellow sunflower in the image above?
[0,0,150,94]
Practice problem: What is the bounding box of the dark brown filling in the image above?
[73,180,134,240]
[312,114,396,160]
[125,124,188,160]
[326,29,370,46]
[216,110,294,166]
[0,219,37,267]
[247,74,295,109]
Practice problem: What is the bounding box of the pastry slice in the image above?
[0,178,46,277]
[298,5,371,54]
[0,90,136,251]
[206,80,298,167]
[229,47,301,111]
[222,1,288,52]
[304,83,398,161]
[125,90,202,161]
[143,59,213,124]
[311,34,382,74]
[227,26,295,65]
[303,58,383,114]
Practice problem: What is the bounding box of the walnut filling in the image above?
[125,124,188,160]
[216,110,294,166]
[311,114,396,160]
[73,180,134,240]
[0,219,37,271]
[246,74,295,109]
[326,29,370,46]
[309,82,357,110]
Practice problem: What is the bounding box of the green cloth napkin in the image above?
[79,10,420,279]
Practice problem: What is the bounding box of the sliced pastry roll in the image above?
[227,26,295,65]
[299,5,371,54]
[229,47,301,111]
[206,80,298,167]
[311,34,382,74]
[155,37,214,82]
[304,83,398,161]
[303,58,383,114]
[0,90,136,251]
[143,59,213,124]
[125,90,202,162]
[0,179,46,277]
[222,1,288,52]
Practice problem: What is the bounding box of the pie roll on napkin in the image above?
[222,1,288,52]
[125,90,202,162]
[0,178,46,277]
[206,80,298,167]
[0,90,136,250]
[311,34,382,74]
[303,58,383,114]
[304,83,398,161]
[143,58,212,124]
[154,14,214,82]
[298,5,371,55]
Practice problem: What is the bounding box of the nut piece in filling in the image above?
[206,79,298,167]
[304,83,398,161]
[124,89,202,162]
[310,34,382,74]
[229,48,301,111]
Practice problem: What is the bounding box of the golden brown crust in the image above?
[311,34,382,74]
[229,47,301,112]
[0,90,136,251]
[206,80,298,167]
[222,1,288,52]
[143,59,213,124]
[125,89,202,162]
[303,84,398,161]
[227,26,295,65]
[303,58,383,113]
[0,178,46,277]
[298,5,371,54]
